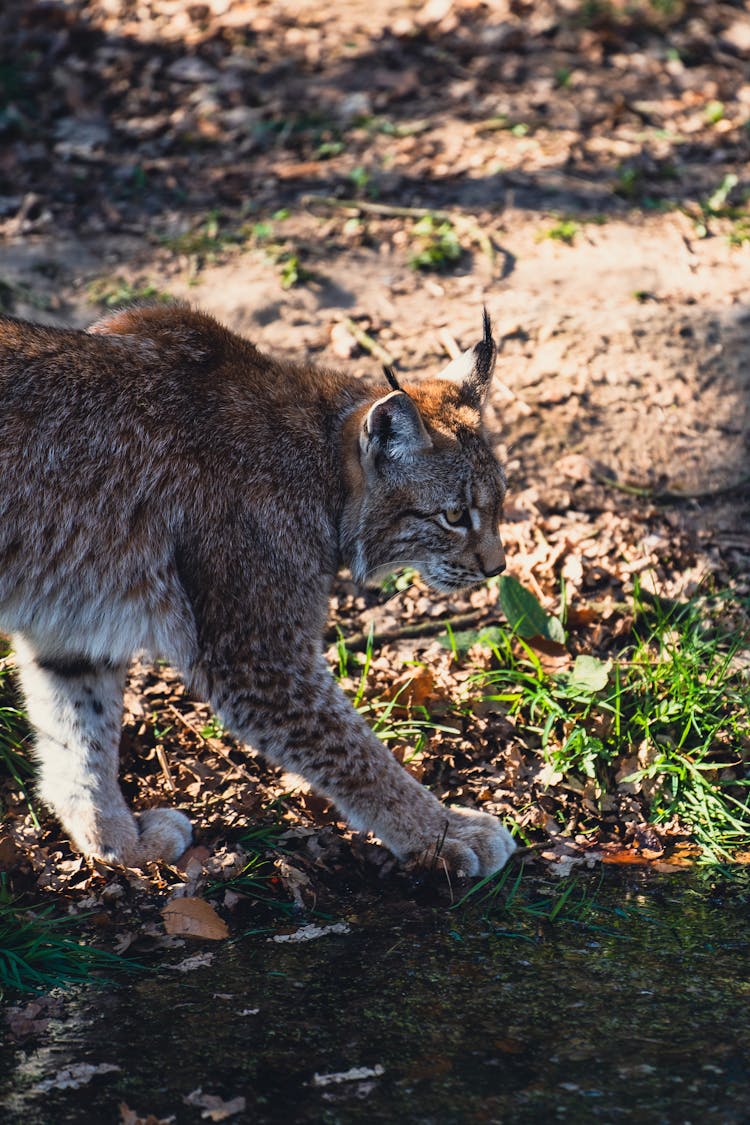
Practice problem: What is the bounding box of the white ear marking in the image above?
[361,390,432,464]
[438,348,476,385]
[437,309,497,409]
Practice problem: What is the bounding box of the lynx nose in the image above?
[484,560,506,578]
[481,542,506,578]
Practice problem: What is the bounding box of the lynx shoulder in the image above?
[0,303,515,877]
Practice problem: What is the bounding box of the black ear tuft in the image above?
[436,309,497,410]
[470,307,496,400]
[383,366,402,392]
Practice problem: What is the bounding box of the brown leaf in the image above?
[381,668,437,713]
[565,605,597,628]
[184,1089,247,1121]
[6,997,61,1040]
[174,845,212,873]
[601,847,650,865]
[119,1102,174,1125]
[493,1036,525,1054]
[162,898,228,941]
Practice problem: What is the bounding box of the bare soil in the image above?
[1,0,749,922]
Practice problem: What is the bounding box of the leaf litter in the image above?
[0,0,749,959]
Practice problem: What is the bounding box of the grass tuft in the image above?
[452,862,622,937]
[477,583,750,859]
[0,657,36,824]
[0,901,135,996]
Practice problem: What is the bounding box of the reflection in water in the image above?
[1,870,749,1124]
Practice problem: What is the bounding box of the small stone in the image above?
[330,321,359,359]
[167,56,220,84]
[337,91,372,122]
[53,119,111,160]
[721,19,750,57]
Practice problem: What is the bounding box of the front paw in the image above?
[134,808,193,864]
[416,807,516,878]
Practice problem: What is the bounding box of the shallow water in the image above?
[2,869,750,1124]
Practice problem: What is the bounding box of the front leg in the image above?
[206,655,515,878]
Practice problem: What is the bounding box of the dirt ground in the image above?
[1,0,749,921]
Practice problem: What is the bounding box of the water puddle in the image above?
[2,869,749,1123]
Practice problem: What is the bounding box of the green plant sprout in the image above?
[409,216,463,272]
[87,277,172,308]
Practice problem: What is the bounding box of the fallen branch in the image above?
[327,588,690,656]
[342,317,395,366]
[592,468,750,504]
[302,194,497,273]
[325,610,490,654]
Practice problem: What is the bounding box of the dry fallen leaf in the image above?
[119,1102,175,1125]
[554,453,593,483]
[33,1063,120,1093]
[162,898,229,941]
[167,952,216,973]
[6,996,62,1039]
[601,847,651,866]
[274,856,314,909]
[381,667,437,713]
[184,1089,247,1121]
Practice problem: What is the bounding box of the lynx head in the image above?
[344,311,507,594]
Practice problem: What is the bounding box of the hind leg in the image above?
[14,637,192,867]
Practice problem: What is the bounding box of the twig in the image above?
[166,703,256,784]
[302,194,497,274]
[155,745,175,793]
[327,589,687,656]
[342,317,395,366]
[325,610,488,654]
[304,194,450,222]
[592,468,750,504]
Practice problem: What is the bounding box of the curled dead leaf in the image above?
[162,897,228,941]
[381,668,437,713]
[184,1089,246,1121]
[119,1102,175,1125]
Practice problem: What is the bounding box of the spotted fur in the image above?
[0,304,515,875]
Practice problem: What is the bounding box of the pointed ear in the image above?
[437,307,496,410]
[360,390,433,466]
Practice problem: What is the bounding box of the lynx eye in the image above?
[442,507,470,528]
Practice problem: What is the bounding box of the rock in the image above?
[53,119,111,160]
[720,19,750,57]
[330,321,359,359]
[167,56,220,84]
[337,91,372,123]
[222,105,262,133]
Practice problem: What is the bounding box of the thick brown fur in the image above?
[0,303,515,875]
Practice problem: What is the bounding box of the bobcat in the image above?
[0,303,515,877]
